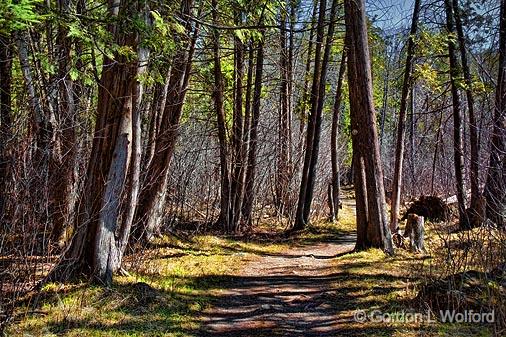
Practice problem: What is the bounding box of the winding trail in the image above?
[198,234,356,336]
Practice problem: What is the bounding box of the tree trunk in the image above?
[133,0,198,241]
[445,0,469,229]
[229,12,247,231]
[379,45,391,149]
[295,0,318,156]
[329,51,346,222]
[50,0,78,243]
[484,0,506,227]
[345,0,393,253]
[16,31,52,161]
[276,4,292,214]
[301,0,339,226]
[211,0,232,231]
[47,0,142,285]
[293,0,327,230]
[0,33,12,222]
[242,38,265,227]
[452,0,480,216]
[389,0,421,232]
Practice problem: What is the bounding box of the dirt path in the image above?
[198,234,356,336]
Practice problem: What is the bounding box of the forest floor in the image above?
[198,231,356,336]
[6,188,496,336]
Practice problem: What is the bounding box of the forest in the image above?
[0,0,505,335]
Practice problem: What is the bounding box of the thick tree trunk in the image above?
[345,0,393,253]
[445,0,469,229]
[389,0,421,232]
[484,0,506,227]
[47,0,143,285]
[329,51,346,222]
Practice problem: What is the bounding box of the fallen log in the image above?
[401,196,451,222]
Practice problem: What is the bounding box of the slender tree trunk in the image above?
[293,0,326,230]
[330,51,346,222]
[379,45,391,148]
[277,5,291,213]
[0,33,12,222]
[50,0,78,243]
[389,0,421,232]
[16,31,52,159]
[133,0,198,241]
[229,12,246,231]
[452,0,480,216]
[345,0,393,253]
[242,39,265,227]
[353,154,369,250]
[211,0,231,231]
[301,0,339,225]
[295,0,318,150]
[445,0,469,229]
[484,0,506,227]
[120,4,150,259]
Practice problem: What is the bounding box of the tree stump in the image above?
[465,194,487,228]
[403,214,425,253]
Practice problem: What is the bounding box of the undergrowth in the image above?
[5,200,501,336]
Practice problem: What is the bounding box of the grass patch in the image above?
[6,199,499,336]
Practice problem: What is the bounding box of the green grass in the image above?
[6,206,498,336]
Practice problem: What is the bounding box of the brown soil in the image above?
[199,235,356,336]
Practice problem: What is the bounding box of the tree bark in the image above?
[301,0,339,226]
[295,0,318,160]
[211,0,232,231]
[330,51,346,222]
[50,0,78,243]
[229,12,246,231]
[133,0,198,241]
[484,0,506,227]
[444,0,469,229]
[293,0,327,230]
[48,0,143,285]
[452,0,480,216]
[276,4,292,214]
[0,33,12,222]
[389,0,421,232]
[242,39,265,227]
[345,0,393,253]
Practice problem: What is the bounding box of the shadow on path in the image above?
[197,233,408,337]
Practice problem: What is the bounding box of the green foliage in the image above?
[415,29,448,57]
[0,0,44,33]
[414,63,441,92]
